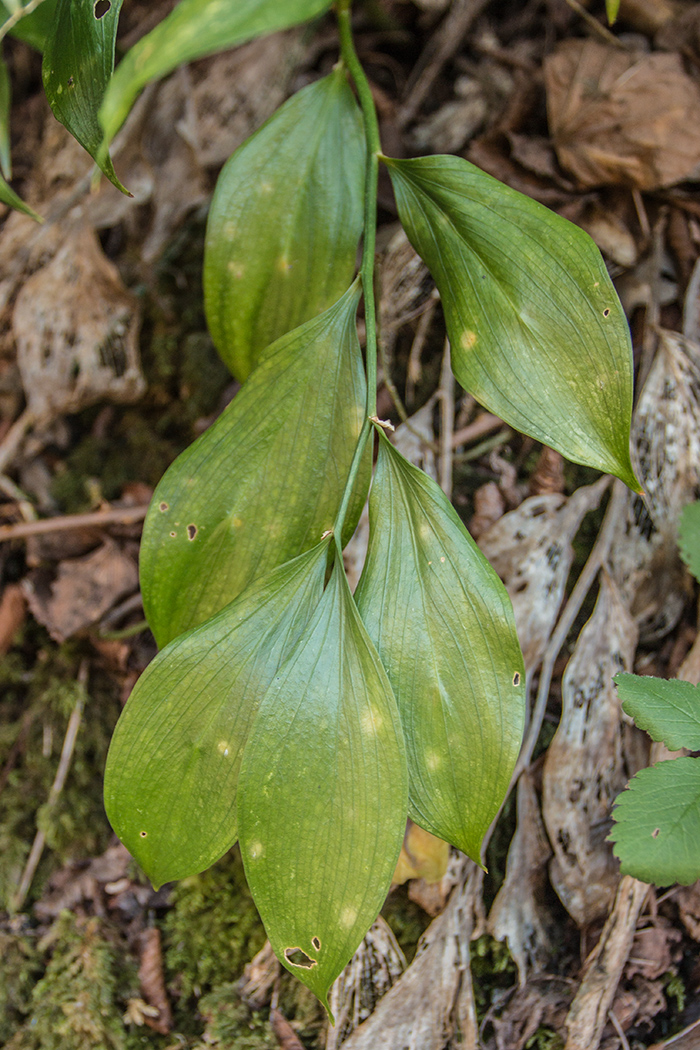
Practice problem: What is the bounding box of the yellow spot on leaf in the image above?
[249,841,264,860]
[340,906,357,929]
[460,330,477,351]
[227,261,245,278]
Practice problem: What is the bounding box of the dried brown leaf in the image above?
[23,540,138,642]
[608,331,700,641]
[0,583,26,655]
[138,927,172,1035]
[545,41,700,190]
[478,479,609,672]
[13,228,143,421]
[488,771,554,984]
[339,860,481,1050]
[543,574,638,927]
[392,822,450,887]
[326,917,406,1050]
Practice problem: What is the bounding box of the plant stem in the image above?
[332,0,382,543]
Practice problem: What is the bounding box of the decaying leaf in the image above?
[542,574,638,926]
[392,822,450,887]
[487,771,554,984]
[478,479,609,672]
[13,227,143,421]
[339,859,481,1050]
[608,330,700,641]
[22,540,138,642]
[326,917,406,1050]
[545,41,700,191]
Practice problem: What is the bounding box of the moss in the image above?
[0,639,120,908]
[192,985,276,1050]
[524,1028,565,1050]
[471,934,517,1023]
[0,926,42,1042]
[164,848,266,1006]
[277,972,326,1048]
[6,913,127,1050]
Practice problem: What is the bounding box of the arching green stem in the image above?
[333,0,382,542]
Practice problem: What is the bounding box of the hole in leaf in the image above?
[284,948,316,969]
[67,76,74,87]
[169,531,176,538]
[312,937,321,951]
[651,827,660,838]
[513,672,521,687]
[187,524,197,540]
[159,502,168,512]
[94,0,111,16]
[603,308,610,317]
[139,830,147,838]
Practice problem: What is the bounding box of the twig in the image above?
[609,1009,631,1050]
[438,339,454,498]
[0,408,35,476]
[561,0,628,48]
[452,428,512,464]
[378,329,440,453]
[12,660,88,911]
[398,0,491,127]
[451,412,503,450]
[0,503,149,542]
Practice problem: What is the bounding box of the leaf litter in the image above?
[2,1,700,1049]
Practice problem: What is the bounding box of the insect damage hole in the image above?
[603,308,610,317]
[284,948,317,969]
[513,672,521,687]
[312,937,321,951]
[651,827,660,838]
[94,0,111,16]
[159,502,168,512]
[139,830,147,838]
[187,524,197,540]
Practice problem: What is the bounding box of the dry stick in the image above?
[438,339,454,498]
[0,503,149,542]
[564,876,649,1050]
[406,296,437,403]
[0,408,35,477]
[451,411,503,450]
[511,474,615,784]
[12,660,89,912]
[560,0,629,48]
[608,1009,632,1050]
[398,0,491,128]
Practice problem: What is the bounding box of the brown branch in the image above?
[0,504,149,542]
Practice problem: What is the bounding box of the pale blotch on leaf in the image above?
[249,841,264,860]
[277,256,292,273]
[340,906,358,929]
[461,330,478,351]
[227,261,245,278]
[217,740,230,757]
[360,709,383,735]
[426,750,443,771]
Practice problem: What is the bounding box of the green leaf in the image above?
[238,558,408,1014]
[384,155,638,489]
[614,673,700,751]
[3,0,58,50]
[204,70,365,382]
[605,0,620,24]
[610,757,700,886]
[0,52,11,179]
[679,500,700,583]
[140,284,368,648]
[104,541,329,889]
[355,432,525,862]
[42,0,128,194]
[99,0,333,148]
[0,170,42,221]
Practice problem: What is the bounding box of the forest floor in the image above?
[1,0,700,1048]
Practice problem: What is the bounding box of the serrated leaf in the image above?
[614,673,700,751]
[610,757,700,886]
[104,542,329,889]
[238,559,408,1014]
[0,170,42,221]
[679,500,700,583]
[42,0,127,194]
[605,0,620,24]
[140,284,368,648]
[204,70,365,381]
[4,0,58,50]
[99,0,333,148]
[384,155,638,489]
[355,432,526,863]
